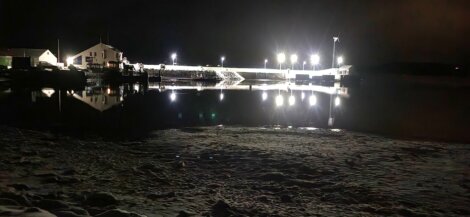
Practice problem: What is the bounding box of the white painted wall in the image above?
[69,43,123,69]
[38,50,58,66]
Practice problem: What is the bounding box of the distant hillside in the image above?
[356,62,469,76]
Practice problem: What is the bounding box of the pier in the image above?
[140,64,352,81]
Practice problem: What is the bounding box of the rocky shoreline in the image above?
[1,125,469,216]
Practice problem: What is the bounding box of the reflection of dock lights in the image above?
[275,95,284,107]
[170,92,176,102]
[301,92,305,100]
[219,93,224,101]
[288,95,295,106]
[335,96,341,106]
[262,92,268,101]
[309,95,317,106]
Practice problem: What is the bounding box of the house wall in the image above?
[38,50,58,66]
[70,43,123,69]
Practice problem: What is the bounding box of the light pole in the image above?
[221,56,225,67]
[290,54,297,70]
[302,61,306,70]
[171,53,177,65]
[311,54,320,70]
[264,59,268,69]
[277,53,285,70]
[332,37,339,68]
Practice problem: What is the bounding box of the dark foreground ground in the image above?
[0,125,469,217]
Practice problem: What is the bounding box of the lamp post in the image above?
[332,37,339,68]
[311,54,320,70]
[264,59,268,69]
[277,53,285,70]
[290,54,297,70]
[171,53,177,65]
[302,61,306,70]
[221,56,225,67]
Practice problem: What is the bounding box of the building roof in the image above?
[0,48,50,57]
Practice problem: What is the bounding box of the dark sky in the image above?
[0,0,469,67]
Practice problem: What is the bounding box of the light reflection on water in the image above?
[1,79,469,142]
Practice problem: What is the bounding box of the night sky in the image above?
[1,0,469,67]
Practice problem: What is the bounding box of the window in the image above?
[90,52,92,56]
[94,52,97,57]
[116,53,119,59]
[104,50,107,59]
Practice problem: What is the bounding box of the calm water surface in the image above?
[0,78,468,142]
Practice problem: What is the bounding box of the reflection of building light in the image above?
[275,95,284,107]
[288,95,295,106]
[331,128,341,132]
[134,84,139,92]
[41,88,55,97]
[219,93,224,101]
[301,92,305,100]
[170,92,176,102]
[262,92,268,101]
[309,95,317,106]
[335,96,341,106]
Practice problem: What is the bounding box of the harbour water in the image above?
[0,77,469,142]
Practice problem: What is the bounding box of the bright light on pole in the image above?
[221,56,225,67]
[277,53,285,70]
[311,54,320,70]
[66,56,73,65]
[337,56,344,66]
[171,53,177,65]
[264,59,268,69]
[332,37,339,68]
[290,54,298,69]
[302,61,306,70]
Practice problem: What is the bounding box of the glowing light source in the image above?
[337,56,344,66]
[221,56,225,67]
[335,96,341,106]
[277,53,286,69]
[170,92,176,102]
[275,95,284,107]
[262,92,268,101]
[66,57,73,65]
[264,59,268,69]
[301,92,305,100]
[288,95,295,106]
[107,88,111,95]
[171,53,177,65]
[309,95,317,106]
[311,54,320,67]
[302,61,306,70]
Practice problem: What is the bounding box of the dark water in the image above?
[0,77,469,142]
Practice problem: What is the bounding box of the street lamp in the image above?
[290,54,298,69]
[332,37,339,68]
[302,61,306,70]
[264,59,268,69]
[337,56,344,66]
[171,53,177,65]
[221,56,225,67]
[277,53,285,70]
[311,54,320,70]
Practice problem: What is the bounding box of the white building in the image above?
[0,48,57,68]
[67,43,123,69]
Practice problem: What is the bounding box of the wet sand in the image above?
[0,125,469,216]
